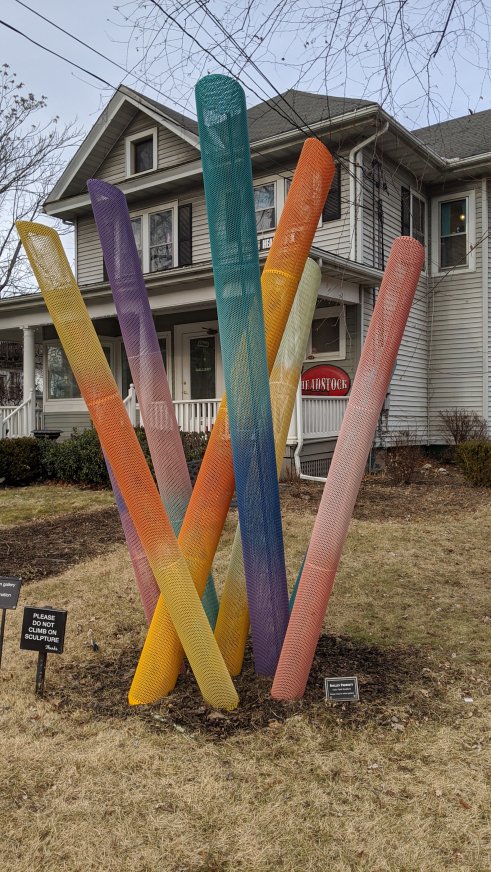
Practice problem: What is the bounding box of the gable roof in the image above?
[413,109,491,160]
[247,89,376,141]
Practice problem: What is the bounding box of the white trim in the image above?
[406,187,428,272]
[125,126,158,177]
[431,189,476,276]
[482,178,489,422]
[119,88,200,150]
[305,304,346,361]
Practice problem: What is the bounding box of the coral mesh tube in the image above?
[17,221,238,712]
[132,137,333,696]
[130,134,334,703]
[196,74,289,675]
[272,236,425,701]
[88,179,218,631]
[215,258,321,675]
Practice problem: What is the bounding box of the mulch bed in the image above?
[50,632,488,740]
[0,506,124,582]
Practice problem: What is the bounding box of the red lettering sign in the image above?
[301,364,351,397]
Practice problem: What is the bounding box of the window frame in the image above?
[125,127,158,178]
[129,201,178,274]
[253,176,278,236]
[431,189,476,276]
[305,304,346,362]
[44,337,116,412]
[401,186,427,271]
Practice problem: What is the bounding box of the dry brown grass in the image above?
[0,483,114,527]
[0,488,490,872]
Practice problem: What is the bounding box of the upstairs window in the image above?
[128,202,193,273]
[126,128,157,176]
[254,182,276,231]
[149,210,173,272]
[401,187,426,247]
[431,190,475,274]
[322,164,341,222]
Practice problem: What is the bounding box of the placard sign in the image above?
[325,676,359,702]
[20,607,67,655]
[0,577,21,610]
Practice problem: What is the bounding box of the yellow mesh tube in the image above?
[16,221,238,711]
[131,138,335,704]
[215,258,321,674]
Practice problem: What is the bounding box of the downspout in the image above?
[482,178,489,423]
[293,381,304,476]
[349,122,389,262]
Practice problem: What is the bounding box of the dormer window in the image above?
[125,128,158,177]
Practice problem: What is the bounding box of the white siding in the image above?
[312,163,351,257]
[77,216,104,286]
[428,180,484,442]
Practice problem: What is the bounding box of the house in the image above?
[0,85,489,476]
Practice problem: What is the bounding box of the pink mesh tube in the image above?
[272,236,425,700]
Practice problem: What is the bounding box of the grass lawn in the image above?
[0,476,489,871]
[0,483,114,527]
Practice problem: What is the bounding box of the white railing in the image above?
[173,399,220,433]
[301,396,349,439]
[123,385,219,434]
[0,390,41,438]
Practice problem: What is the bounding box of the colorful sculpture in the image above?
[17,74,424,712]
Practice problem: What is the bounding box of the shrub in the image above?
[0,437,41,485]
[455,440,491,487]
[439,408,488,445]
[180,430,210,462]
[40,428,109,487]
[385,430,421,485]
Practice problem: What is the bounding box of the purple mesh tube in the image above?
[106,460,159,624]
[88,179,218,627]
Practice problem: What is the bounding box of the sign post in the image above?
[20,606,67,696]
[0,577,22,669]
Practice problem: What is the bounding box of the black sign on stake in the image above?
[325,676,359,703]
[0,577,22,670]
[20,606,67,696]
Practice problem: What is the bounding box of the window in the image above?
[128,203,178,273]
[401,187,426,246]
[46,343,112,401]
[122,332,171,399]
[322,164,341,222]
[254,182,276,232]
[431,190,475,274]
[306,305,346,361]
[125,128,157,177]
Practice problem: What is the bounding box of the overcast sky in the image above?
[2,0,490,140]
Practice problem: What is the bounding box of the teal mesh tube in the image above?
[196,75,290,675]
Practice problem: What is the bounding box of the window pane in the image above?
[133,137,154,173]
[441,199,466,236]
[131,217,143,266]
[190,336,215,398]
[412,195,425,245]
[441,234,467,268]
[158,337,168,372]
[311,316,340,356]
[47,345,81,399]
[254,183,275,231]
[150,211,173,272]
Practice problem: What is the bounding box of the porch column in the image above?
[22,326,36,403]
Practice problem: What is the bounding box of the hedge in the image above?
[455,439,491,487]
[0,437,41,485]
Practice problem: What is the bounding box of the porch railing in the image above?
[123,385,219,434]
[0,390,42,438]
[301,396,349,440]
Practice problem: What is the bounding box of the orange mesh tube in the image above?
[272,236,425,700]
[17,221,238,712]
[215,258,321,675]
[130,138,335,704]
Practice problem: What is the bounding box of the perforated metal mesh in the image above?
[107,462,159,623]
[16,221,238,711]
[196,74,292,674]
[215,258,321,675]
[88,179,218,628]
[272,236,425,700]
[130,126,334,703]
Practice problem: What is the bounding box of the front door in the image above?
[182,331,219,399]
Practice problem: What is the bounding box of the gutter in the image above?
[349,122,389,262]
